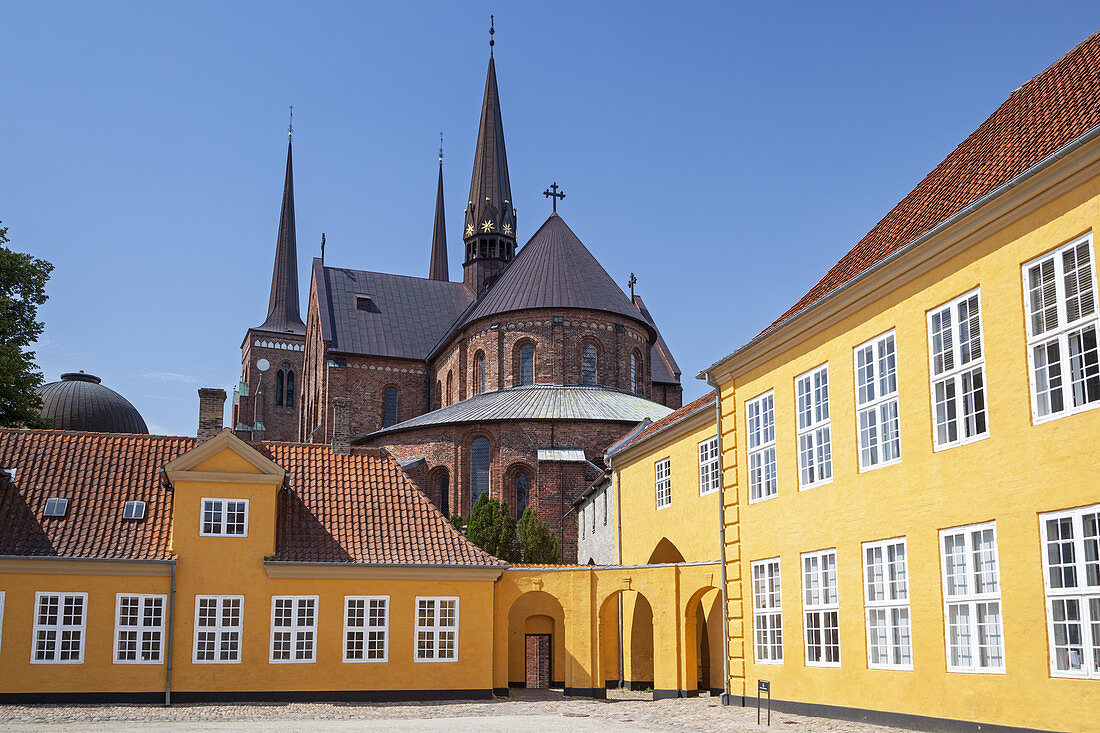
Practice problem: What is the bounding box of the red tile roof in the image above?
[0,429,503,566]
[608,390,716,457]
[764,30,1100,336]
[0,429,192,560]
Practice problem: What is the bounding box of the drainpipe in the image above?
[164,558,177,706]
[705,373,732,705]
[610,453,625,689]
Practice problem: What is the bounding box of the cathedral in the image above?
[232,37,682,558]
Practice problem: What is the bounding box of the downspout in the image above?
[611,452,625,688]
[164,558,177,706]
[705,373,732,705]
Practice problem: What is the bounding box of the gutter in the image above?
[700,121,1100,381]
[164,559,177,706]
[704,371,733,705]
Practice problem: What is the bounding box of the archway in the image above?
[506,591,566,689]
[682,586,723,697]
[597,589,656,697]
[648,537,686,565]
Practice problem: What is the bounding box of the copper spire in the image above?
[429,135,449,281]
[464,45,516,249]
[257,134,306,334]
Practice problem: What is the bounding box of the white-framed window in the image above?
[747,391,777,502]
[855,331,901,470]
[344,596,389,663]
[200,498,248,537]
[863,538,912,670]
[32,592,87,664]
[803,549,839,666]
[1024,233,1100,422]
[193,595,243,664]
[698,437,720,495]
[795,364,832,489]
[1039,504,1100,678]
[114,594,166,664]
[270,596,318,663]
[752,558,783,664]
[655,458,671,509]
[940,522,1004,673]
[415,597,458,662]
[928,290,988,449]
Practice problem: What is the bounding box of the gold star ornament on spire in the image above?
[466,224,475,237]
[481,219,494,233]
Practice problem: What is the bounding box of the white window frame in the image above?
[414,596,459,662]
[1024,233,1100,423]
[751,558,783,664]
[269,595,318,664]
[928,289,989,450]
[698,437,720,496]
[1039,503,1100,678]
[192,595,244,664]
[854,331,902,471]
[344,595,389,663]
[199,498,249,537]
[802,549,840,667]
[863,538,913,670]
[114,593,166,664]
[939,522,1005,674]
[31,592,87,664]
[795,364,832,490]
[746,391,777,503]
[655,458,671,509]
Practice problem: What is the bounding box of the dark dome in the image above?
[36,372,149,434]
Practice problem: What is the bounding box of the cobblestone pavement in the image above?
[0,690,914,732]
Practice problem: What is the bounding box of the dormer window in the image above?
[356,295,373,311]
[0,467,16,482]
[43,498,68,518]
[200,498,248,537]
[123,500,147,520]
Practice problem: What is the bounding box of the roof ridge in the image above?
[0,427,194,441]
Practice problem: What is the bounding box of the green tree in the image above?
[0,222,53,428]
[516,507,561,564]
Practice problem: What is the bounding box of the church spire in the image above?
[463,18,517,294]
[429,138,449,281]
[257,133,306,334]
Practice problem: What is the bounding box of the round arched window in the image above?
[581,343,598,386]
[470,437,491,504]
[515,471,529,516]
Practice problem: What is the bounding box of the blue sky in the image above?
[1,2,1095,436]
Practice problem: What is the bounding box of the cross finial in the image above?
[439,132,444,163]
[288,106,293,139]
[543,182,566,213]
[320,232,326,262]
[489,14,495,54]
[628,272,637,300]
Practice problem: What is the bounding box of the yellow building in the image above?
[0,412,506,703]
[701,30,1100,733]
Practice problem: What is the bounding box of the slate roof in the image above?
[608,390,716,457]
[456,214,655,335]
[633,295,681,385]
[257,138,306,335]
[314,259,474,360]
[746,30,1100,349]
[0,429,503,566]
[364,384,674,439]
[37,373,149,435]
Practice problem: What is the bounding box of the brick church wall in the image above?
[234,330,305,443]
[363,419,635,562]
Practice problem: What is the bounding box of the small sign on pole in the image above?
[757,679,771,726]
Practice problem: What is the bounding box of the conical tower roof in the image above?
[429,159,449,281]
[459,213,654,336]
[464,54,516,244]
[257,138,305,334]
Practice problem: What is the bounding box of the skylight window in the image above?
[123,500,146,520]
[43,498,69,518]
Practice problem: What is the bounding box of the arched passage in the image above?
[682,585,724,697]
[596,589,657,697]
[506,591,566,689]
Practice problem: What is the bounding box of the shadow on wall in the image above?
[647,537,686,565]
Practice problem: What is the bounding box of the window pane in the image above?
[1063,242,1096,324]
[470,438,490,503]
[1029,258,1059,336]
[1068,326,1100,408]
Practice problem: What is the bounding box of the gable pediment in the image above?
[164,429,285,485]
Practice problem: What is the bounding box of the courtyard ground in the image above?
[0,690,915,732]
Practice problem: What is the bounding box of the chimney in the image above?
[197,388,227,443]
[332,397,351,455]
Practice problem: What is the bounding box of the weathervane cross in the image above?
[543,182,566,213]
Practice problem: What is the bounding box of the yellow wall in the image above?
[615,414,719,565]
[713,157,1100,731]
